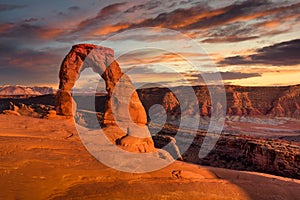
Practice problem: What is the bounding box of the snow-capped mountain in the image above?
[0,85,55,96]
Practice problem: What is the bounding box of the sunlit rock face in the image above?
[56,44,113,116]
[137,85,300,119]
[56,44,154,153]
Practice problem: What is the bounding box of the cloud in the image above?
[199,3,300,43]
[102,1,299,42]
[219,39,300,66]
[99,2,127,16]
[0,44,66,85]
[74,2,127,33]
[183,1,270,30]
[68,6,80,11]
[127,71,262,87]
[185,71,261,85]
[127,4,211,29]
[201,35,259,43]
[0,23,14,34]
[56,0,299,44]
[117,49,209,66]
[121,1,268,31]
[184,1,300,30]
[0,22,66,40]
[0,4,26,12]
[124,1,162,13]
[23,18,39,23]
[87,23,130,36]
[199,21,257,43]
[220,72,261,80]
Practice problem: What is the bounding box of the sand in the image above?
[0,115,299,200]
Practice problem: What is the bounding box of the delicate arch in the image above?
[55,44,155,153]
[55,44,147,125]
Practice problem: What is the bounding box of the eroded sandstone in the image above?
[56,44,154,152]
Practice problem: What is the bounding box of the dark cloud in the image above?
[201,35,259,43]
[3,23,40,38]
[23,18,39,23]
[58,6,81,17]
[199,21,258,43]
[0,23,14,33]
[117,49,208,66]
[220,72,261,80]
[64,0,299,43]
[124,4,145,13]
[219,39,300,66]
[0,23,65,40]
[68,6,80,11]
[0,4,26,12]
[128,5,208,29]
[123,66,159,74]
[111,1,299,42]
[199,3,300,43]
[73,2,127,33]
[188,71,261,80]
[179,0,193,6]
[184,1,270,30]
[122,1,268,30]
[99,2,127,16]
[0,44,66,86]
[124,1,162,13]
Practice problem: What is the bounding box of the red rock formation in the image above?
[56,44,154,152]
[56,44,113,116]
[162,92,179,111]
[137,85,300,119]
[101,61,147,125]
[154,132,300,179]
[269,85,300,117]
[227,91,260,115]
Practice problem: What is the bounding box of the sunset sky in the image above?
[0,0,299,89]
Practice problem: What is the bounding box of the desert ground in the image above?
[1,114,300,200]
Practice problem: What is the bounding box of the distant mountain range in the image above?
[0,85,55,96]
[0,85,107,96]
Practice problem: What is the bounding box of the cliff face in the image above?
[153,131,300,179]
[138,84,300,179]
[188,134,300,178]
[137,85,300,119]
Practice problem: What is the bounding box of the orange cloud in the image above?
[89,23,130,36]
[185,2,300,30]
[37,28,66,39]
[118,51,209,66]
[0,23,14,33]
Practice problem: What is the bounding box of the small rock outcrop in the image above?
[0,102,54,118]
[56,44,154,152]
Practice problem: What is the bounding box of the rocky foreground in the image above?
[1,115,300,200]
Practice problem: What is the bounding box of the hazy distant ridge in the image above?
[0,85,55,96]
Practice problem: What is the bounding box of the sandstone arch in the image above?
[56,44,154,152]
